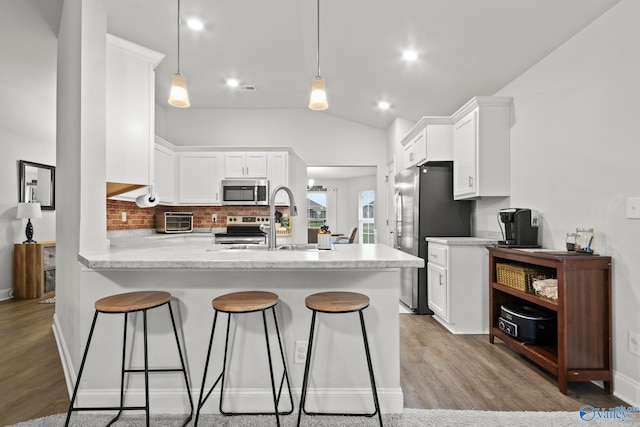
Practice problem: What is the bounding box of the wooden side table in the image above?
[13,241,56,299]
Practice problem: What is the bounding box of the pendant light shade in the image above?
[309,0,328,110]
[169,73,190,107]
[309,76,328,110]
[168,0,190,108]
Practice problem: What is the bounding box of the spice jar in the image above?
[565,233,576,251]
[575,228,594,253]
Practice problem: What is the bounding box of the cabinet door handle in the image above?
[439,274,444,286]
[468,176,473,188]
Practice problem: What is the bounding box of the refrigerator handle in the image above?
[395,191,402,249]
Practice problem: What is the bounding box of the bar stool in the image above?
[297,291,383,426]
[65,291,193,427]
[195,291,293,426]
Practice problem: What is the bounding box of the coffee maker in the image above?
[498,208,540,248]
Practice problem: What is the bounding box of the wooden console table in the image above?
[488,247,612,394]
[13,241,56,299]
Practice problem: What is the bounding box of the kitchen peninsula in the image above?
[67,236,423,415]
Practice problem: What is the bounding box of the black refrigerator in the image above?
[395,161,471,314]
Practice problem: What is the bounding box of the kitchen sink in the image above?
[223,243,324,251]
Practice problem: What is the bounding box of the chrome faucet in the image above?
[261,185,298,250]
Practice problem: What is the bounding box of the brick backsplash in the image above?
[106,200,290,231]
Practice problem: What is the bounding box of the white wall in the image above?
[0,1,58,298]
[475,0,639,405]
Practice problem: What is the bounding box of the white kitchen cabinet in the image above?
[426,237,495,334]
[179,153,223,204]
[224,152,267,178]
[400,117,453,170]
[267,152,289,205]
[154,140,176,204]
[451,96,511,199]
[106,34,164,186]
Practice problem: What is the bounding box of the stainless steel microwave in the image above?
[221,179,269,205]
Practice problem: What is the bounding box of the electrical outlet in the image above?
[211,214,217,223]
[629,331,640,356]
[121,212,127,222]
[294,341,308,364]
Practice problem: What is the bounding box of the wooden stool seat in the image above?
[305,291,369,313]
[95,291,171,313]
[212,291,279,313]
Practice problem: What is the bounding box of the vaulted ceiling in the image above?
[38,0,623,130]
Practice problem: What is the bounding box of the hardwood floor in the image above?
[0,299,627,426]
[0,298,68,427]
[400,314,627,411]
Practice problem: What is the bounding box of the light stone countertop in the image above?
[425,236,497,246]
[78,234,424,270]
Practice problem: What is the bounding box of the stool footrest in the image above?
[303,409,379,417]
[68,406,147,412]
[125,368,188,373]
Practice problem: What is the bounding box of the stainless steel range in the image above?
[214,215,269,244]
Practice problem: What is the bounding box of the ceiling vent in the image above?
[236,85,257,92]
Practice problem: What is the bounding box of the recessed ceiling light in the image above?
[377,101,391,110]
[403,50,418,61]
[226,78,240,88]
[187,19,204,31]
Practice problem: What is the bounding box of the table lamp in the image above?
[17,202,42,243]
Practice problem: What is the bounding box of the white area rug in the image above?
[12,408,640,426]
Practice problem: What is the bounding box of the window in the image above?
[359,190,375,244]
[307,192,327,228]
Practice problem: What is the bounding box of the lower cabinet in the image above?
[13,241,56,299]
[426,238,494,334]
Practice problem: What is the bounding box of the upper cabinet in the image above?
[400,117,453,170]
[178,153,223,205]
[267,152,289,205]
[224,152,267,178]
[154,138,176,204]
[105,34,164,186]
[451,96,511,200]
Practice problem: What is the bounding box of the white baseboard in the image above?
[0,287,12,301]
[53,313,74,397]
[613,371,640,408]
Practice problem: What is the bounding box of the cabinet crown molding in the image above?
[400,116,452,147]
[107,33,164,68]
[450,96,512,123]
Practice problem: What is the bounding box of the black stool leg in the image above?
[296,310,317,427]
[360,311,383,427]
[218,313,233,415]
[65,310,100,427]
[195,310,219,426]
[167,301,194,426]
[106,312,129,426]
[270,307,294,414]
[143,309,150,426]
[262,309,281,427]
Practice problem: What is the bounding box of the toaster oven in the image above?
[156,212,193,233]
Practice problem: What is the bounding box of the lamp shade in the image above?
[17,202,42,219]
[309,76,328,110]
[168,73,190,108]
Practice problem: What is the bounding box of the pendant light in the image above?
[309,0,328,110]
[168,0,190,108]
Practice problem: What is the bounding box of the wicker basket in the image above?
[495,263,554,294]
